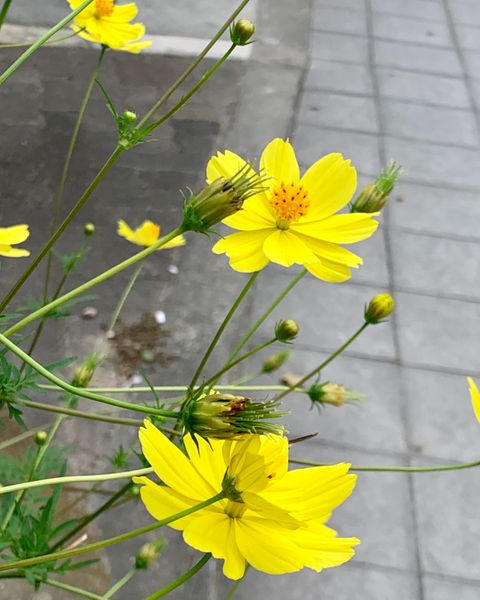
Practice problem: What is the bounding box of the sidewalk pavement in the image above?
[1,0,480,598]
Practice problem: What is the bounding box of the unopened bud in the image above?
[84,223,95,236]
[34,431,48,446]
[123,110,137,124]
[230,19,255,45]
[71,353,101,388]
[135,538,166,570]
[364,293,395,324]
[275,319,299,342]
[351,162,403,213]
[308,383,347,407]
[262,350,290,373]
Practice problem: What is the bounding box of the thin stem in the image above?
[226,269,307,364]
[145,553,212,600]
[0,332,181,417]
[224,565,250,600]
[289,458,480,473]
[189,272,259,390]
[0,466,154,496]
[203,337,277,389]
[271,322,370,403]
[0,492,225,573]
[39,384,305,393]
[0,0,94,85]
[43,47,106,305]
[102,568,136,599]
[0,423,50,451]
[2,225,185,334]
[0,28,83,48]
[44,578,103,600]
[0,0,12,30]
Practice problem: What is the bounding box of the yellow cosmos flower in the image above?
[468,377,480,423]
[208,138,379,282]
[117,219,186,249]
[0,224,30,258]
[68,0,152,53]
[134,421,359,580]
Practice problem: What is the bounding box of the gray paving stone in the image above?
[423,575,480,600]
[313,5,367,35]
[311,31,369,64]
[395,291,480,372]
[389,182,480,239]
[455,24,480,51]
[370,0,446,21]
[374,40,463,77]
[391,230,480,298]
[298,91,378,133]
[384,137,480,189]
[235,563,420,600]
[272,350,407,454]
[403,367,480,462]
[305,60,374,95]
[449,0,480,26]
[373,13,453,48]
[381,100,478,146]
[376,67,471,108]
[463,50,480,80]
[295,125,381,175]
[348,225,389,287]
[413,458,480,580]
[315,0,366,10]
[255,273,395,359]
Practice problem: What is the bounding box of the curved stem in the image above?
[102,568,136,599]
[44,578,103,600]
[0,492,225,573]
[271,322,370,403]
[0,28,83,49]
[0,0,12,31]
[289,458,480,473]
[224,565,250,600]
[144,553,212,600]
[39,384,305,393]
[226,269,307,364]
[189,272,259,390]
[0,0,94,85]
[0,423,50,451]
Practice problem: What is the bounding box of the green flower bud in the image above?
[34,431,49,446]
[364,293,395,324]
[71,353,101,388]
[84,223,95,236]
[262,350,290,374]
[275,319,299,342]
[123,110,138,124]
[308,382,362,408]
[351,162,403,213]
[230,19,255,45]
[135,538,166,570]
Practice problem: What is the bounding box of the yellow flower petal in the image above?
[0,224,30,245]
[468,377,480,424]
[0,245,30,258]
[206,149,255,183]
[183,434,227,491]
[105,3,138,22]
[300,153,357,221]
[260,138,299,184]
[304,259,352,282]
[262,229,319,267]
[293,213,379,244]
[293,233,363,267]
[212,230,271,272]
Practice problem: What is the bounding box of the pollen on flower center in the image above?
[95,0,114,16]
[269,181,310,225]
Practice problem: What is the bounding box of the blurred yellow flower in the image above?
[117,220,185,249]
[68,0,152,53]
[0,224,30,258]
[134,421,359,580]
[468,377,480,423]
[208,138,379,282]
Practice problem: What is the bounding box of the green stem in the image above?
[0,0,94,85]
[0,332,180,416]
[145,553,212,600]
[224,565,250,600]
[2,226,185,334]
[0,423,49,451]
[289,458,480,473]
[226,269,307,364]
[102,568,136,599]
[44,578,103,600]
[189,272,259,390]
[203,337,277,389]
[38,384,305,393]
[0,27,83,48]
[271,322,370,403]
[43,47,106,306]
[0,0,12,30]
[0,466,154,496]
[51,482,133,552]
[0,492,225,573]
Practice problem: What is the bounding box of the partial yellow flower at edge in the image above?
[467,377,480,423]
[134,421,359,580]
[208,138,379,283]
[0,224,30,258]
[117,220,185,249]
[68,0,152,53]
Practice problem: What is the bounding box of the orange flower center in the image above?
[95,0,114,16]
[269,181,310,227]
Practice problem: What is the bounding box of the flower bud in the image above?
[230,19,255,45]
[275,319,299,342]
[181,391,285,439]
[135,538,166,570]
[71,353,101,388]
[351,162,403,213]
[308,383,352,407]
[84,223,95,236]
[262,350,290,374]
[123,110,137,124]
[34,431,49,446]
[364,293,395,324]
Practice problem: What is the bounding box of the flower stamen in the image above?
[95,0,115,17]
[269,181,310,226]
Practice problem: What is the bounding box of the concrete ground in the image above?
[1,0,480,598]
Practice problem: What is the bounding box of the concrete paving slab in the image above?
[448,0,480,26]
[305,60,374,95]
[315,0,366,10]
[423,575,480,600]
[455,23,480,51]
[370,0,447,22]
[311,31,369,64]
[374,39,463,76]
[313,5,368,36]
[372,13,453,48]
[462,50,480,80]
